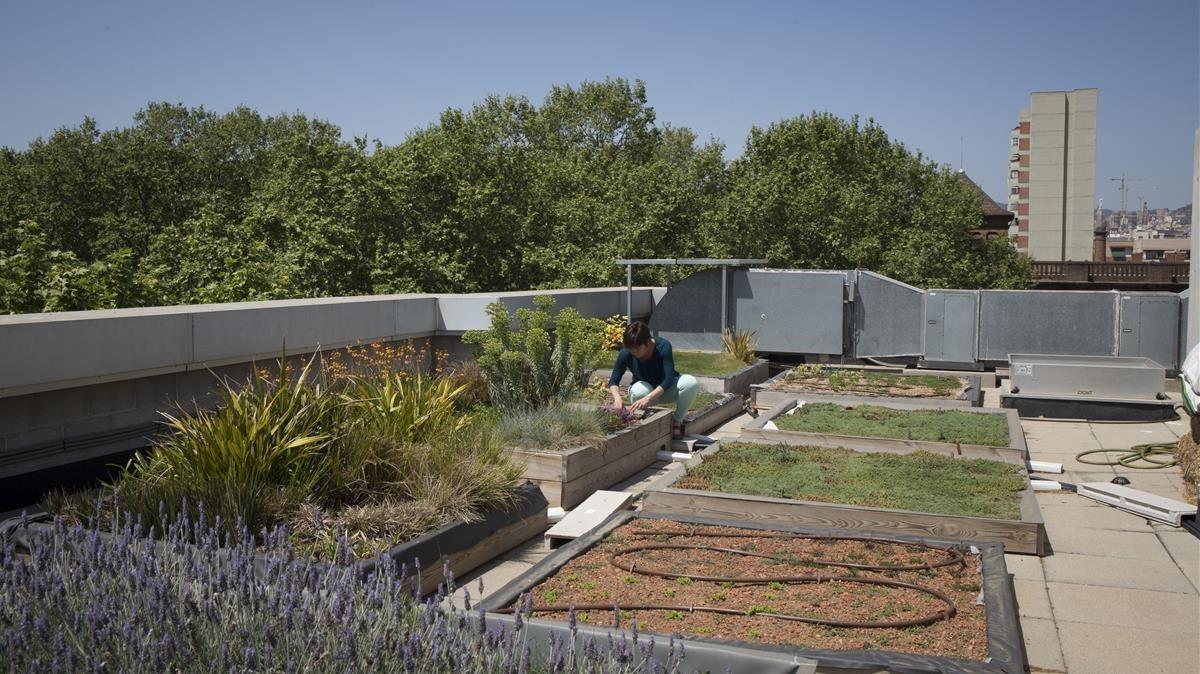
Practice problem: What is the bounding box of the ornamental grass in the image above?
[49,352,523,560]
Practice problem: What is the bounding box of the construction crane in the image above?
[1109,174,1146,213]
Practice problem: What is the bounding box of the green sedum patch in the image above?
[775,403,1009,446]
[679,443,1025,520]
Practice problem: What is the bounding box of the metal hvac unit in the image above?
[1118,293,1181,374]
[1001,353,1174,421]
[921,290,980,368]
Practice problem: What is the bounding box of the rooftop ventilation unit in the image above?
[1000,354,1175,421]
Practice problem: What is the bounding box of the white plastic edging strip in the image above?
[1027,460,1064,474]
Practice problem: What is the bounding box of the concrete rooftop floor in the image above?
[458,385,1200,674]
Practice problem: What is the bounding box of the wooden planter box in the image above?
[12,481,549,598]
[643,441,1045,555]
[358,481,548,594]
[741,398,1028,463]
[681,392,743,436]
[508,408,672,509]
[694,358,770,396]
[481,510,1027,674]
[752,368,983,409]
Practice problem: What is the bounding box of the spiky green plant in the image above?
[722,327,758,364]
[463,296,604,414]
[80,356,523,555]
[117,353,341,534]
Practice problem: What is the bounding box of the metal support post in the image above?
[720,265,728,335]
[1189,128,1199,352]
[626,263,633,321]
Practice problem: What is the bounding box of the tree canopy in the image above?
[0,79,1029,314]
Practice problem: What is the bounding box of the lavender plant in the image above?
[0,507,684,673]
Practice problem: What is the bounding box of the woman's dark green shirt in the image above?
[607,337,679,390]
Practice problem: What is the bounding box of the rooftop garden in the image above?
[775,403,1010,447]
[519,519,990,661]
[47,341,523,561]
[771,365,967,399]
[678,443,1026,520]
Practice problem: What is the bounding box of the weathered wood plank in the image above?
[683,393,743,436]
[559,440,659,509]
[642,488,1043,555]
[507,409,672,482]
[417,509,548,595]
[739,426,1027,464]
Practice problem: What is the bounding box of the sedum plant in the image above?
[463,296,604,414]
[1,508,684,673]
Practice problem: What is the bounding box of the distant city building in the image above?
[1007,88,1098,261]
[1104,236,1189,262]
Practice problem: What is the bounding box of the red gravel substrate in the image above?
[521,520,989,660]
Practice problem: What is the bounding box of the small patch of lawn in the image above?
[678,443,1024,519]
[673,350,752,377]
[775,403,1009,446]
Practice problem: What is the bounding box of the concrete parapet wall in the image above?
[0,288,656,477]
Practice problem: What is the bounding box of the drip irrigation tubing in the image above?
[623,528,967,572]
[1075,443,1178,469]
[781,381,957,399]
[516,529,962,629]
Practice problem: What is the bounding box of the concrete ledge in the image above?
[0,288,657,399]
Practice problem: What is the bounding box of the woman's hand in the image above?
[609,385,625,411]
[627,398,648,413]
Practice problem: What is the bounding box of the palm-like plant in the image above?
[722,327,758,364]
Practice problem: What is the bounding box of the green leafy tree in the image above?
[704,113,1031,289]
[0,88,1030,315]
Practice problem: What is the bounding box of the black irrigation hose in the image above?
[517,530,962,629]
[623,528,968,572]
[1076,443,1178,469]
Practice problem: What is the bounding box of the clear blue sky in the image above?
[2,0,1197,208]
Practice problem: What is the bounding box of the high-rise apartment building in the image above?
[1007,89,1098,260]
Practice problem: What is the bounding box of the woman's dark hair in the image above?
[622,321,652,348]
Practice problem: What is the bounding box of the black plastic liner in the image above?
[357,480,546,577]
[1002,395,1178,422]
[481,510,1027,674]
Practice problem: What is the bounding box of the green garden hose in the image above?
[1075,442,1179,469]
